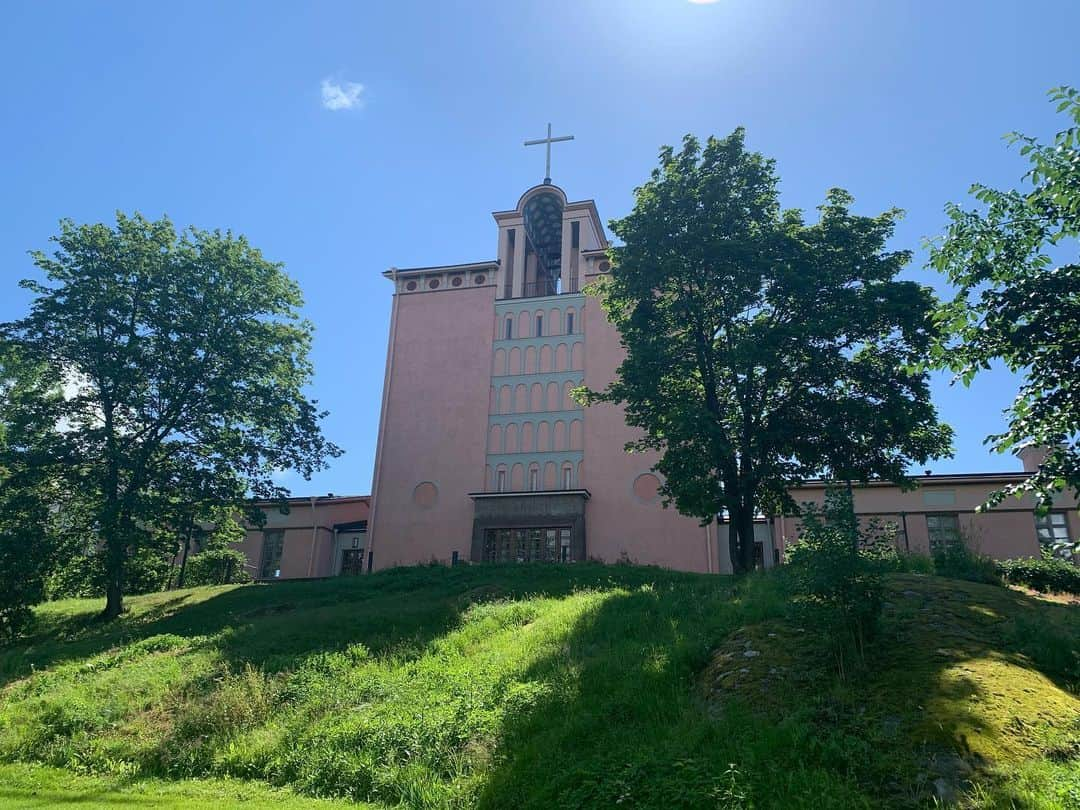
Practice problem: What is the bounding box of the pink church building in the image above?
[237,182,1075,581]
[360,181,1077,575]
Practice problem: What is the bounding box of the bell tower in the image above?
[368,163,723,573]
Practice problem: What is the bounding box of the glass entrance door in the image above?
[340,549,365,575]
[482,527,573,563]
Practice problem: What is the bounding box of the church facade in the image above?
[366,182,737,573]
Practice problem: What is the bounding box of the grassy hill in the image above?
[0,564,1077,808]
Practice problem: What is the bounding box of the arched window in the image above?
[529,466,539,491]
[497,469,507,492]
[535,313,543,337]
[562,465,573,489]
[505,316,513,339]
[566,311,574,334]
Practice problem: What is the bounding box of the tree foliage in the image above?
[0,347,72,637]
[785,487,885,678]
[587,130,952,572]
[2,213,340,618]
[929,87,1080,515]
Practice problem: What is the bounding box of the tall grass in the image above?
[1,563,1077,808]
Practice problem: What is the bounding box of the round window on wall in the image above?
[474,274,486,285]
[412,481,438,508]
[598,260,611,273]
[428,278,440,289]
[451,276,463,287]
[631,473,661,504]
[405,280,417,292]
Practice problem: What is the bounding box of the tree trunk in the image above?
[738,502,757,573]
[177,523,192,589]
[102,564,124,619]
[728,518,743,574]
[99,493,125,619]
[99,407,124,620]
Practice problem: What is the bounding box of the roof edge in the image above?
[383,261,497,278]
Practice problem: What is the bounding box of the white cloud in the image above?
[320,78,365,111]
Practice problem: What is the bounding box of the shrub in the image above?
[45,543,174,599]
[183,548,251,587]
[997,550,1080,595]
[786,487,884,678]
[932,542,1001,585]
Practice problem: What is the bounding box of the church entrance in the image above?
[483,527,573,563]
[469,490,588,564]
[340,549,365,575]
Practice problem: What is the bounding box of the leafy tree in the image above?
[0,346,71,637]
[3,213,340,618]
[929,87,1080,516]
[586,130,952,573]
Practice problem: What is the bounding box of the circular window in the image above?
[474,274,486,285]
[412,481,438,508]
[598,260,611,273]
[451,276,463,287]
[632,473,661,503]
[405,280,417,291]
[428,278,440,289]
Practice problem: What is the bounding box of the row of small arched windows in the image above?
[487,461,583,492]
[493,343,582,376]
[489,380,582,414]
[488,419,583,454]
[499,306,578,340]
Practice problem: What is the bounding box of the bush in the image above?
[997,551,1080,595]
[46,543,174,599]
[786,487,884,678]
[932,542,1001,585]
[183,548,251,587]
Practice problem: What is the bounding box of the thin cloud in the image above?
[320,78,365,111]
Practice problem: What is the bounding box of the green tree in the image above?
[586,130,952,573]
[0,346,71,637]
[929,87,1080,517]
[3,213,340,618]
[179,509,251,587]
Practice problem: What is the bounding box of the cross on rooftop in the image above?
[524,123,574,184]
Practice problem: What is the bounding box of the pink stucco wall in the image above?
[241,496,370,579]
[580,267,720,573]
[367,282,495,568]
[782,480,1077,560]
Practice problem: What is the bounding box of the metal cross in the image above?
[524,123,574,184]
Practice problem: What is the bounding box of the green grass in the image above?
[0,564,1077,808]
[0,762,363,808]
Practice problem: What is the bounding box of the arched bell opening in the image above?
[520,187,565,298]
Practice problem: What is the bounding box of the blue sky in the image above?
[1,1,1076,496]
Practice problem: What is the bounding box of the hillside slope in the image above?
[0,564,1077,808]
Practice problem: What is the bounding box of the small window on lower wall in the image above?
[926,514,961,553]
[483,527,573,563]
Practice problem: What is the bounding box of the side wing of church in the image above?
[366,183,730,573]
